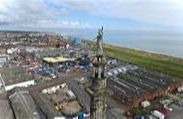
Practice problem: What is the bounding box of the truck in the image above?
[151,110,165,119]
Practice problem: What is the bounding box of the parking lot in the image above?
[167,100,183,119]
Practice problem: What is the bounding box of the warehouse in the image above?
[5,80,35,91]
[108,67,180,106]
[42,56,75,67]
[43,57,74,63]
[9,88,41,119]
[0,99,14,119]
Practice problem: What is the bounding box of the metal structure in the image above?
[88,27,107,119]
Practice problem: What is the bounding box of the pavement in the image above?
[167,103,183,119]
[106,96,129,119]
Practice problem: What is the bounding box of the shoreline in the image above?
[85,38,183,59]
[103,43,183,79]
[106,42,183,59]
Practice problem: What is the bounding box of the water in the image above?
[57,28,183,58]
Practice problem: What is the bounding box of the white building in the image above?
[0,56,7,67]
[5,80,35,91]
[42,83,67,94]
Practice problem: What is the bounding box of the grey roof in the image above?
[9,88,41,119]
[0,99,14,119]
[31,92,63,119]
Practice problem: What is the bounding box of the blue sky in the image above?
[0,0,183,31]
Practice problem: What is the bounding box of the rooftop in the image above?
[0,99,14,119]
[9,88,41,119]
[32,83,83,118]
[43,57,74,63]
[0,66,33,85]
[108,66,177,106]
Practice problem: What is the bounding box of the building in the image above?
[0,67,35,91]
[0,55,8,67]
[43,57,74,64]
[88,27,107,119]
[0,99,14,119]
[31,83,87,119]
[5,80,35,91]
[70,37,82,46]
[108,67,179,106]
[9,88,41,119]
[0,74,5,92]
[42,56,75,68]
[31,91,64,119]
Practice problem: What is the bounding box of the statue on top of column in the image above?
[96,26,103,56]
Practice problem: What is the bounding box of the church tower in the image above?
[89,27,107,119]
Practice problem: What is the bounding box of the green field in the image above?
[103,44,183,79]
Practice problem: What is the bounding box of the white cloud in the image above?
[0,0,89,29]
[49,0,183,28]
[0,0,183,30]
[101,0,183,27]
[21,20,89,29]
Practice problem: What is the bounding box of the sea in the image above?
[55,28,183,58]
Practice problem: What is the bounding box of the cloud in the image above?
[0,0,183,30]
[0,0,89,29]
[49,0,183,28]
[100,0,183,28]
[0,0,49,23]
[19,20,89,29]
[46,0,94,11]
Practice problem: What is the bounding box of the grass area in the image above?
[103,44,183,79]
[88,40,183,79]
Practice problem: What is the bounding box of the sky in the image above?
[0,0,183,31]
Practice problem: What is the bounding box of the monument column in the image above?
[89,27,107,119]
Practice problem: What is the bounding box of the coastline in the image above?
[100,43,183,79]
[107,43,183,59]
